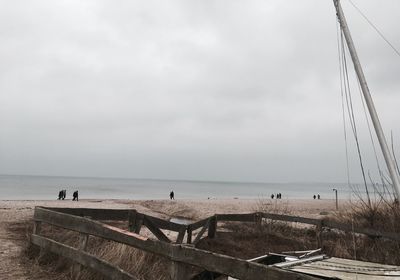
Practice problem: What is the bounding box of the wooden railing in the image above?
[32,207,320,280]
[31,207,400,279]
[43,207,400,244]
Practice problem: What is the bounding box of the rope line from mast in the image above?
[337,17,371,207]
[347,0,400,59]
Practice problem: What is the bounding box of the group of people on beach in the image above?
[271,193,282,199]
[57,189,79,201]
[58,190,67,200]
[313,194,321,200]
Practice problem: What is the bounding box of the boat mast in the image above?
[333,0,400,199]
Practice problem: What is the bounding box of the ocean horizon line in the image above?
[0,173,352,186]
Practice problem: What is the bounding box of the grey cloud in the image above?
[1,0,399,183]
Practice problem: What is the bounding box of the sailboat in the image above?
[333,0,400,200]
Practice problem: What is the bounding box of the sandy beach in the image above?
[0,198,340,279]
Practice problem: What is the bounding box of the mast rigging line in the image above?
[347,0,400,59]
[337,25,371,206]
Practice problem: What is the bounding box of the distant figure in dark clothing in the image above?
[317,194,320,200]
[58,190,63,200]
[277,193,281,199]
[62,190,66,200]
[73,191,78,201]
[271,194,274,199]
[313,195,316,200]
[170,191,174,200]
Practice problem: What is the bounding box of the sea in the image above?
[0,174,359,201]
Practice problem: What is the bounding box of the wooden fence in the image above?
[31,207,400,279]
[44,207,400,244]
[32,207,321,279]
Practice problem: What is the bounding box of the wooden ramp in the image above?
[279,257,400,279]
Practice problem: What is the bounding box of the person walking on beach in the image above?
[313,194,316,199]
[73,190,79,201]
[58,190,63,200]
[317,194,320,200]
[170,191,174,200]
[271,194,274,199]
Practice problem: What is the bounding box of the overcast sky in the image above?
[1,0,399,183]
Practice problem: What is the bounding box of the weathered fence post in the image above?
[73,233,89,280]
[134,213,144,234]
[186,225,192,244]
[316,220,323,248]
[170,261,193,280]
[208,216,217,238]
[128,210,137,232]
[255,212,262,228]
[170,246,193,280]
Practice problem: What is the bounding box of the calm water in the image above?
[0,174,356,200]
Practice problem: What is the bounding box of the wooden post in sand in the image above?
[128,212,144,234]
[128,210,137,232]
[135,214,144,234]
[255,212,262,228]
[170,247,193,280]
[186,225,192,244]
[316,221,323,248]
[208,216,217,238]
